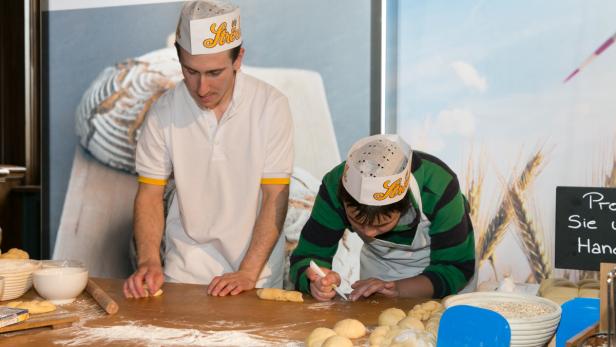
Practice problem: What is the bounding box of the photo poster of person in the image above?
[43,0,370,277]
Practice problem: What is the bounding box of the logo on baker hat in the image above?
[373,168,411,201]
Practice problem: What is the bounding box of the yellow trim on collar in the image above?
[260,177,290,185]
[138,176,168,186]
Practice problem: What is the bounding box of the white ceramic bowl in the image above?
[0,259,41,300]
[33,266,88,304]
[443,292,561,347]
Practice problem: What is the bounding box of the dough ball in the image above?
[419,301,441,313]
[0,248,29,259]
[256,288,303,302]
[333,318,366,338]
[408,308,430,321]
[389,328,435,347]
[7,300,56,314]
[305,327,337,347]
[397,316,424,331]
[322,335,353,347]
[379,307,406,326]
[369,325,391,345]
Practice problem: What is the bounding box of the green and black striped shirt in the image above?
[289,151,475,298]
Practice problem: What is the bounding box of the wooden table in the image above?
[0,278,427,346]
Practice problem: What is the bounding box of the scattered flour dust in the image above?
[56,321,301,347]
[306,301,336,310]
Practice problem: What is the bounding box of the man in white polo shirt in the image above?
[123,0,293,298]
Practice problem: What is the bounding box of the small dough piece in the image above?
[306,327,337,347]
[322,335,353,347]
[0,248,29,259]
[369,325,391,346]
[143,284,163,297]
[7,300,56,314]
[333,318,366,338]
[256,288,303,302]
[397,316,424,331]
[379,307,407,326]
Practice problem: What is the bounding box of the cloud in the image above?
[405,116,446,153]
[451,61,488,92]
[435,108,476,136]
[400,108,476,154]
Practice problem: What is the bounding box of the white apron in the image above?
[163,193,285,288]
[359,174,432,281]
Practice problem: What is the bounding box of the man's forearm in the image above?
[239,185,289,278]
[134,186,165,266]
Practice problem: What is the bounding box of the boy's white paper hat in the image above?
[342,134,412,206]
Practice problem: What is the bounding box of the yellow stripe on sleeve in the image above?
[138,176,168,186]
[260,177,290,185]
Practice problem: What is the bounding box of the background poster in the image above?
[394,1,616,286]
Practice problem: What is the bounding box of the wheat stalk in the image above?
[475,196,512,264]
[476,150,544,264]
[466,159,485,228]
[509,185,552,282]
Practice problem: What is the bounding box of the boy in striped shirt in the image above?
[290,134,475,301]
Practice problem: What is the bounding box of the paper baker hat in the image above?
[342,134,412,206]
[176,0,242,55]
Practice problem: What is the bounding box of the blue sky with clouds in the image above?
[394,0,616,280]
[397,0,616,175]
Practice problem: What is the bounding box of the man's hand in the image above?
[123,261,164,298]
[306,266,341,302]
[349,278,399,301]
[207,270,257,296]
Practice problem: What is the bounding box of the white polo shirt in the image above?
[135,71,293,286]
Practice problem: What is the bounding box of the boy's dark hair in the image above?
[338,180,411,225]
[174,42,242,62]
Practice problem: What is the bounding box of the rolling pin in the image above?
[86,279,119,315]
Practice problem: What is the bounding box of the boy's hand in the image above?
[349,278,398,301]
[305,266,341,301]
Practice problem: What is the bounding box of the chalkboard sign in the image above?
[555,186,616,271]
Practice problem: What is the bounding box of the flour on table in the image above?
[57,322,301,347]
[306,301,336,310]
[70,297,106,325]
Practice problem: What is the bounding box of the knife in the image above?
[309,260,348,301]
